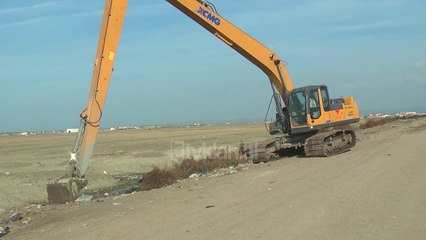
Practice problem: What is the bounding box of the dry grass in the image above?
[359,114,426,130]
[139,166,178,191]
[139,148,247,191]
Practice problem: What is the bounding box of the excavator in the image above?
[46,0,360,204]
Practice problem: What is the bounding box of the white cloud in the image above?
[324,20,403,32]
[0,1,59,14]
[126,2,171,17]
[406,61,426,83]
[0,10,101,29]
[415,61,426,68]
[0,17,47,29]
[406,74,426,83]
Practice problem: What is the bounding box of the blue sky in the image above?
[1,0,425,132]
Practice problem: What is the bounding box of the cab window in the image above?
[309,89,321,119]
[289,91,307,126]
[320,86,330,111]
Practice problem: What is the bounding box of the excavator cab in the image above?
[268,85,328,136]
[289,85,327,128]
[287,85,359,136]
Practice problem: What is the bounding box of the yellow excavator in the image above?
[47,0,360,203]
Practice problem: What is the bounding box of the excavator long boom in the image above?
[167,0,294,106]
[76,0,127,177]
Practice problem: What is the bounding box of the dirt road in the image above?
[3,119,426,239]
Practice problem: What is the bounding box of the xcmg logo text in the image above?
[197,7,221,26]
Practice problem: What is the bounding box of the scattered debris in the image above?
[189,173,200,179]
[0,226,10,237]
[110,190,121,197]
[9,212,23,222]
[206,205,215,209]
[20,217,31,225]
[83,174,142,202]
[76,194,93,202]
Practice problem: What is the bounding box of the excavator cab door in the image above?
[308,88,322,120]
[289,90,308,127]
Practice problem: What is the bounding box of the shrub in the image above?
[139,148,246,191]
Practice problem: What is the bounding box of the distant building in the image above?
[65,128,79,133]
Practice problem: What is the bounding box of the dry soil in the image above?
[1,119,426,240]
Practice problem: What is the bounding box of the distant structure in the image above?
[117,126,139,130]
[65,128,79,133]
[368,112,383,117]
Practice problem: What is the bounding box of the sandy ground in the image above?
[0,124,270,210]
[1,119,426,239]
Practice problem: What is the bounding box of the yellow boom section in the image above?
[167,0,294,106]
[77,0,128,176]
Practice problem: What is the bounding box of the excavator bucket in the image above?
[46,177,88,204]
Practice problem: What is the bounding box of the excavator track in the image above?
[245,130,356,162]
[304,130,356,157]
[246,138,279,163]
[246,136,305,163]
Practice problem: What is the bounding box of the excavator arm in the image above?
[75,0,127,177]
[167,0,294,106]
[46,0,128,204]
